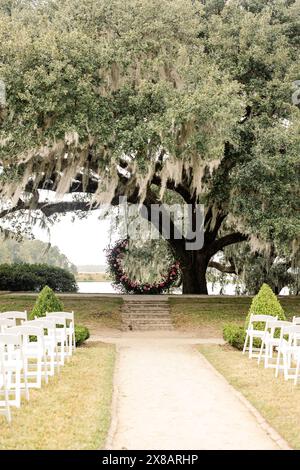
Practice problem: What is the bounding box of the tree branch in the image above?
[209,232,248,255]
[151,174,192,203]
[208,260,237,274]
[38,201,97,217]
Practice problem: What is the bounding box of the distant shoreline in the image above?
[76,273,111,282]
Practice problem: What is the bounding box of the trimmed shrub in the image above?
[75,325,90,346]
[30,286,90,346]
[245,283,286,330]
[30,285,64,319]
[224,284,286,351]
[223,324,246,350]
[0,263,77,292]
[223,324,261,351]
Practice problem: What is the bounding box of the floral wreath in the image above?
[106,239,181,294]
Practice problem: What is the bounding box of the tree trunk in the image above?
[181,252,209,295]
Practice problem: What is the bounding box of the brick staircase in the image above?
[121,296,173,331]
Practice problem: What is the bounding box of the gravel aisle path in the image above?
[106,334,278,450]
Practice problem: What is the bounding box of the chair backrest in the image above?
[8,325,45,348]
[266,320,291,337]
[36,315,66,327]
[46,312,74,327]
[293,316,300,325]
[282,324,300,345]
[23,319,54,328]
[24,319,56,339]
[0,318,15,332]
[0,333,22,361]
[0,333,22,346]
[0,311,27,323]
[249,314,277,328]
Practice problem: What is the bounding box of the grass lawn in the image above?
[1,293,299,337]
[0,294,122,335]
[170,296,300,337]
[199,344,300,449]
[0,342,115,450]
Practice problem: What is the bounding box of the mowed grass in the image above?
[0,342,115,450]
[170,296,300,337]
[0,294,123,335]
[199,344,300,449]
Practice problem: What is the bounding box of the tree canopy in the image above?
[0,0,299,293]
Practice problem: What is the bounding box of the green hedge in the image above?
[29,286,90,346]
[245,283,286,329]
[224,284,285,351]
[0,263,77,292]
[30,286,64,319]
[223,324,261,351]
[223,324,246,350]
[75,325,90,346]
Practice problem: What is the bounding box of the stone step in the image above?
[122,310,170,316]
[122,312,170,321]
[123,324,174,331]
[122,298,172,331]
[122,315,171,321]
[123,307,170,311]
[124,309,169,312]
[123,319,171,324]
[123,319,172,325]
[123,303,170,307]
[122,308,170,318]
[123,304,170,309]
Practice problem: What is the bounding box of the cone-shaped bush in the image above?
[245,283,285,329]
[30,285,64,319]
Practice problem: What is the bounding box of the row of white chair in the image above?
[0,310,76,422]
[243,314,300,385]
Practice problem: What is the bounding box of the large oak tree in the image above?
[0,0,299,293]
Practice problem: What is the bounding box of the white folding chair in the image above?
[0,318,15,333]
[0,311,27,324]
[243,314,278,358]
[8,326,48,388]
[293,316,300,325]
[24,319,60,375]
[35,316,67,366]
[275,324,300,383]
[258,320,292,369]
[0,349,11,422]
[0,333,29,409]
[46,312,75,357]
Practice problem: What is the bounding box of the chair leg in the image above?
[294,357,300,386]
[4,383,11,423]
[249,336,253,359]
[275,349,281,378]
[36,358,42,388]
[43,354,48,384]
[242,333,249,355]
[15,368,21,408]
[258,339,265,365]
[264,344,270,368]
[284,350,292,381]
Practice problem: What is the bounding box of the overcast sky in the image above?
[33,210,114,267]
